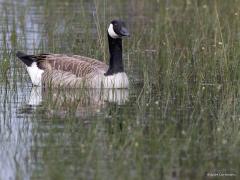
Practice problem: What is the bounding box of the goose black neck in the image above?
[105,34,124,76]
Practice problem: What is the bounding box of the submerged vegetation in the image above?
[0,0,240,179]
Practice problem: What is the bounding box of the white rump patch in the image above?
[108,24,119,39]
[26,62,44,86]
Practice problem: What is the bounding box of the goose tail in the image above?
[16,51,44,86]
[16,51,35,67]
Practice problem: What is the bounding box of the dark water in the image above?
[0,0,239,180]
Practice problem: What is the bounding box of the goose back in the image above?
[34,54,108,88]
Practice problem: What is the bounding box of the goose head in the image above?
[108,20,130,39]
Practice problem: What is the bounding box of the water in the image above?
[0,0,239,179]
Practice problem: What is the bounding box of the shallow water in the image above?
[0,0,239,179]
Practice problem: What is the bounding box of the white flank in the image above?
[26,62,44,86]
[108,24,119,38]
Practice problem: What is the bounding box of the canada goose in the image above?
[16,20,130,88]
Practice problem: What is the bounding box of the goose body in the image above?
[16,20,130,88]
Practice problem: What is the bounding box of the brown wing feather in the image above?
[35,54,108,78]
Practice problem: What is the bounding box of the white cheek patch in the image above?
[108,24,119,38]
[26,62,44,86]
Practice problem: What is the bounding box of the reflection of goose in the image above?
[27,87,129,118]
[28,87,42,106]
[16,20,130,88]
